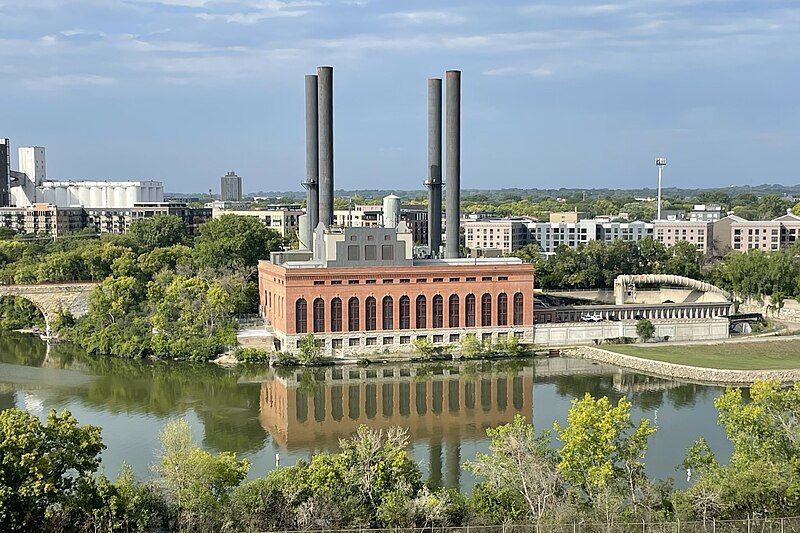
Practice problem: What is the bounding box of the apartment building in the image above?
[0,203,84,236]
[213,207,303,238]
[464,218,531,254]
[712,212,800,253]
[85,203,211,235]
[654,221,713,254]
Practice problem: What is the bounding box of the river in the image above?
[0,332,733,491]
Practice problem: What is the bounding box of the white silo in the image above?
[113,186,125,207]
[382,194,401,229]
[90,186,101,207]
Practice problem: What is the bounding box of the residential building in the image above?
[527,219,600,253]
[712,212,800,253]
[549,211,587,223]
[689,204,724,222]
[84,203,210,235]
[0,203,84,236]
[212,206,303,238]
[599,221,654,243]
[220,171,243,202]
[654,221,713,253]
[464,218,531,255]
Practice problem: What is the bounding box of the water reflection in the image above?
[0,332,732,489]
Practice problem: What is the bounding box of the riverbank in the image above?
[568,338,800,384]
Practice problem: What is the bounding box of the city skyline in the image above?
[2,0,799,192]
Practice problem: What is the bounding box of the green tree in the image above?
[154,418,249,531]
[554,394,655,524]
[297,333,322,364]
[128,214,190,251]
[465,414,562,524]
[193,215,284,270]
[664,240,703,279]
[459,333,483,358]
[636,319,655,342]
[0,408,105,532]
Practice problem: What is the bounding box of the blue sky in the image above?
[1,0,799,193]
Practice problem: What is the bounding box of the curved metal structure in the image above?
[613,274,731,305]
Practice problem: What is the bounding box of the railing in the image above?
[235,313,266,327]
[266,517,800,533]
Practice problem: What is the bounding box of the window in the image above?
[332,339,342,349]
[416,295,427,329]
[433,334,443,343]
[400,335,411,344]
[481,293,492,326]
[498,276,508,281]
[399,296,410,329]
[366,337,377,346]
[349,337,360,346]
[348,279,359,285]
[366,279,376,284]
[365,296,377,331]
[416,278,427,283]
[482,276,492,281]
[295,298,307,333]
[348,297,360,331]
[448,294,459,327]
[513,292,524,325]
[383,337,394,345]
[382,296,394,329]
[497,293,508,326]
[331,280,342,285]
[465,294,476,327]
[382,279,393,284]
[449,277,460,282]
[433,277,443,282]
[450,334,460,342]
[399,278,410,284]
[364,245,377,260]
[313,280,324,285]
[466,277,476,282]
[432,295,444,328]
[313,298,325,333]
[331,297,342,332]
[382,245,394,260]
[347,245,360,260]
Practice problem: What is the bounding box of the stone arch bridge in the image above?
[0,282,99,335]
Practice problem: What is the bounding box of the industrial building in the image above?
[260,67,535,356]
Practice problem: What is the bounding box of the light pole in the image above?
[655,157,667,221]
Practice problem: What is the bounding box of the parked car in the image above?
[633,314,645,320]
[580,312,604,322]
[608,315,620,322]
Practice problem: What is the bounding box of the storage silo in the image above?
[383,194,401,229]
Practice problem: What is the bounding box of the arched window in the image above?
[382,296,394,330]
[432,295,443,328]
[465,294,476,327]
[365,296,377,331]
[497,293,508,326]
[416,295,427,329]
[313,298,325,333]
[513,292,524,325]
[348,297,360,331]
[399,296,410,329]
[295,298,307,333]
[331,297,342,332]
[448,294,459,327]
[481,293,492,327]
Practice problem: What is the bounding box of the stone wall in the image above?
[569,345,800,385]
[532,318,729,346]
[740,296,800,322]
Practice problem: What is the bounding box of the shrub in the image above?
[298,334,322,364]
[234,347,270,364]
[636,319,655,342]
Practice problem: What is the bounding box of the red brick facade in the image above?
[259,260,535,354]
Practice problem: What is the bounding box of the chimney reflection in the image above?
[259,365,534,456]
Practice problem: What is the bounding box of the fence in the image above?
[268,518,800,533]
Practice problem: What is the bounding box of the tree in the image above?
[554,393,655,524]
[636,319,655,342]
[459,333,482,358]
[154,418,249,531]
[664,240,703,279]
[465,414,562,524]
[298,333,322,364]
[193,215,284,270]
[0,408,105,532]
[128,214,190,251]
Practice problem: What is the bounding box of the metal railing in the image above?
[266,517,800,533]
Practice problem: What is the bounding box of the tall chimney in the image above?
[444,70,461,259]
[317,66,334,227]
[426,78,442,257]
[302,74,319,249]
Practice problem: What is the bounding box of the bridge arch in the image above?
[0,283,98,337]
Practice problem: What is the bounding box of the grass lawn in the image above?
[604,339,800,370]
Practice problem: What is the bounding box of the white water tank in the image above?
[383,194,401,229]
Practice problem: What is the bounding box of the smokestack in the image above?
[445,70,461,259]
[426,78,442,257]
[302,74,319,249]
[317,66,334,227]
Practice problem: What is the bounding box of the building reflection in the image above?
[260,365,533,486]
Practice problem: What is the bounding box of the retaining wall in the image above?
[532,318,729,346]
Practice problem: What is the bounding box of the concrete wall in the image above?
[532,318,729,346]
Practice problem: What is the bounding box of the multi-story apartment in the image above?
[220,171,243,202]
[0,203,84,236]
[712,212,800,253]
[84,203,210,235]
[654,221,713,254]
[689,204,724,222]
[464,218,531,255]
[598,221,654,243]
[333,204,428,244]
[212,207,303,238]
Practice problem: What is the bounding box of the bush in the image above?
[298,334,322,364]
[275,352,299,366]
[234,347,270,364]
[636,319,655,342]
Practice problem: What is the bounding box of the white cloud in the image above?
[483,66,553,77]
[23,74,117,90]
[382,10,466,25]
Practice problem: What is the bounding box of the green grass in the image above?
[604,339,800,370]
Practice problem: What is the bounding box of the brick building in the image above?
[654,220,713,254]
[259,224,534,356]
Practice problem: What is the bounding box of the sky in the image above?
[1,0,799,193]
